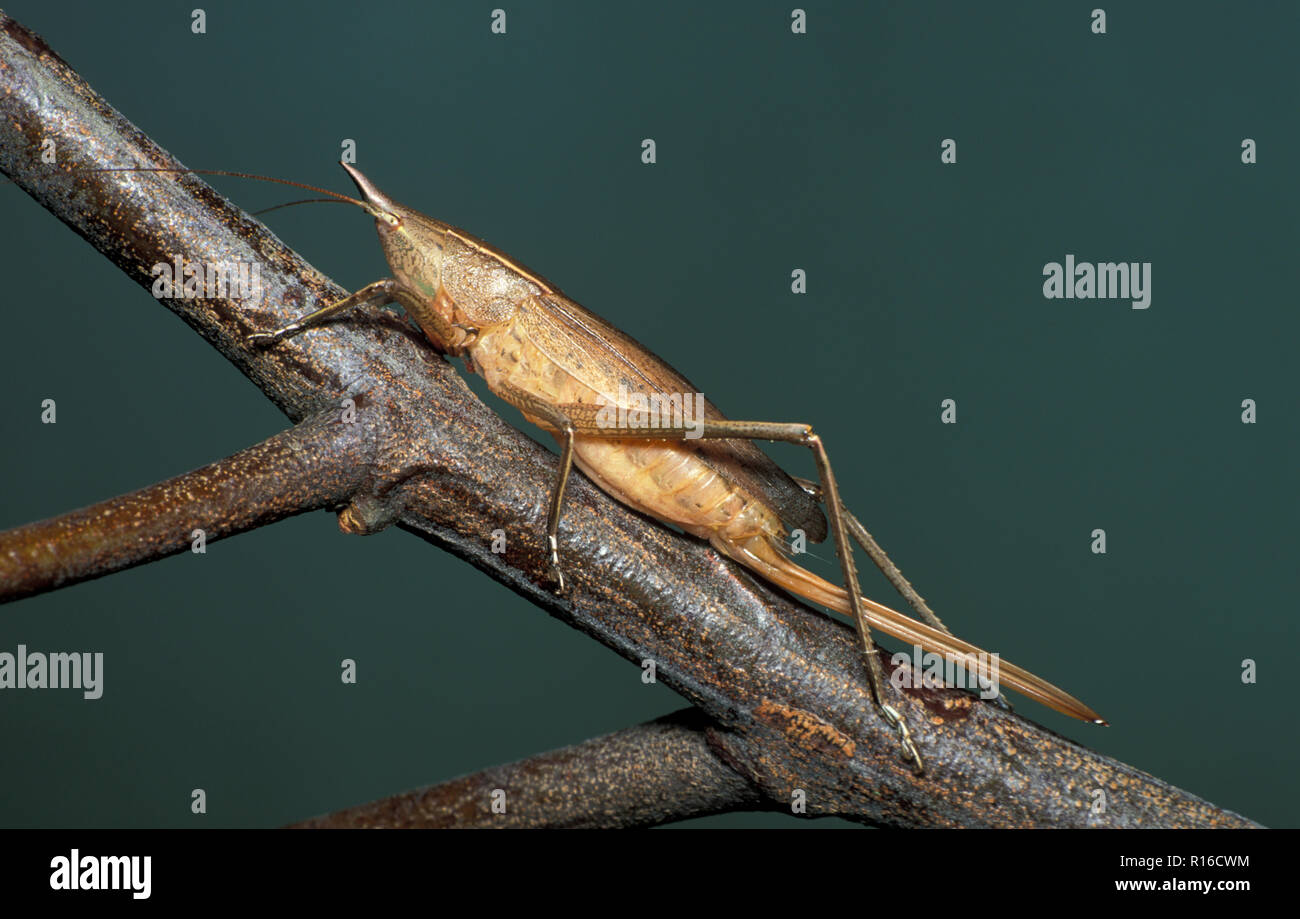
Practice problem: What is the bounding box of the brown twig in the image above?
[290,709,763,829]
[0,408,374,601]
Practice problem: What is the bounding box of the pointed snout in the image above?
[340,162,398,216]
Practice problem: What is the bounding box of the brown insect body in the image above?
[355,167,826,546]
[341,165,1103,726]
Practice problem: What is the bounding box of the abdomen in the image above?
[570,436,781,545]
[471,320,783,547]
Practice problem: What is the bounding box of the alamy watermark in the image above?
[594,383,706,438]
[50,849,150,899]
[0,644,103,699]
[889,644,1000,700]
[151,255,263,301]
[1043,254,1151,309]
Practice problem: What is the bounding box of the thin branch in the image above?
[290,709,762,829]
[0,13,1260,828]
[0,409,373,601]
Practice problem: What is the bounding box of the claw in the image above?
[548,535,567,593]
[880,703,925,774]
[246,323,300,348]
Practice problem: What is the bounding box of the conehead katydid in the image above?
[98,163,1110,773]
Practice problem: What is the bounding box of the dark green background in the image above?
[1,2,1293,828]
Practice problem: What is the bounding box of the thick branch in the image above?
[290,709,762,829]
[0,13,1260,828]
